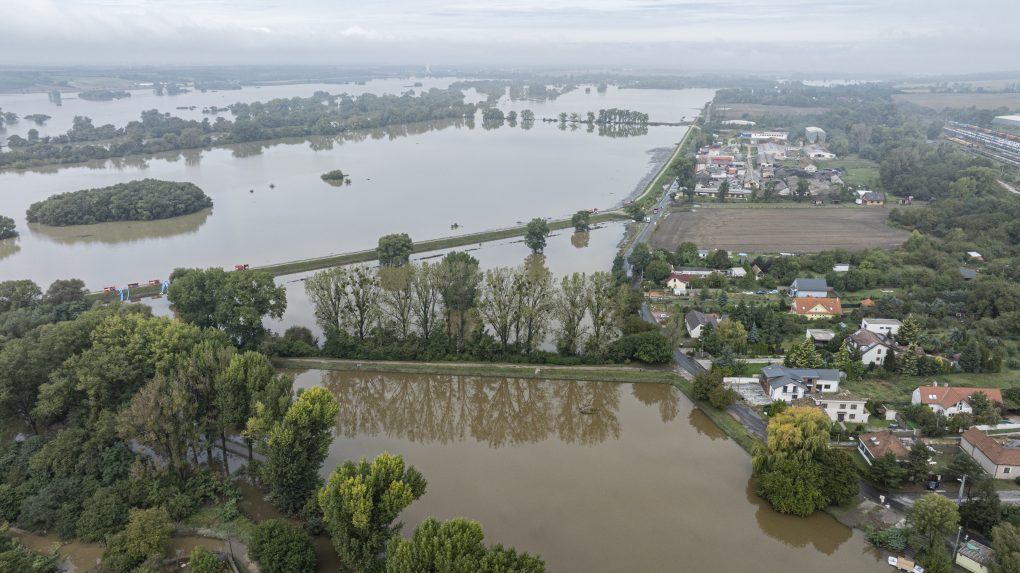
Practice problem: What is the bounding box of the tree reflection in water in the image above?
[322,373,643,447]
[744,479,856,555]
[686,408,729,440]
[0,239,20,261]
[630,383,680,423]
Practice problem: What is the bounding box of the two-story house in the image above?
[861,318,902,337]
[790,278,829,298]
[685,310,720,339]
[846,328,898,367]
[812,392,870,424]
[759,364,843,403]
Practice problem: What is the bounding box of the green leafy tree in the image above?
[757,457,826,516]
[385,517,546,573]
[784,338,824,368]
[900,345,920,376]
[188,547,225,573]
[830,339,864,382]
[377,233,414,267]
[753,406,837,515]
[961,477,1002,536]
[438,252,481,352]
[169,268,286,348]
[908,494,959,552]
[906,440,932,484]
[571,210,591,232]
[869,453,907,489]
[627,243,653,276]
[716,180,729,203]
[250,519,317,573]
[102,507,173,570]
[43,278,87,305]
[319,452,427,573]
[816,448,859,506]
[948,452,986,481]
[263,387,340,514]
[0,215,17,240]
[26,179,212,225]
[524,218,550,253]
[795,178,811,201]
[991,522,1020,573]
[960,340,982,373]
[645,259,672,283]
[624,203,646,221]
[75,487,130,541]
[971,391,1002,426]
[715,319,747,354]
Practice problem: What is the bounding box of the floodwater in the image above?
[7,530,104,572]
[0,85,711,289]
[288,369,886,573]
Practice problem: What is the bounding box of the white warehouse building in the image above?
[805,126,827,143]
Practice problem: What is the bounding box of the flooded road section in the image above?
[288,369,885,573]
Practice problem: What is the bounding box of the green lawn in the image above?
[825,155,881,187]
[844,370,1020,404]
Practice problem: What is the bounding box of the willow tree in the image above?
[555,273,587,355]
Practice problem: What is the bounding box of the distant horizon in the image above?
[2,0,1016,76]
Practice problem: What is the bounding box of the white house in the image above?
[813,393,870,424]
[962,428,1020,480]
[759,364,843,403]
[666,273,689,295]
[832,263,850,273]
[861,318,902,337]
[847,329,896,367]
[912,385,1003,417]
[685,310,720,339]
[728,267,747,278]
[675,266,714,277]
[790,278,828,298]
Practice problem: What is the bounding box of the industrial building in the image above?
[993,115,1020,129]
[805,126,826,143]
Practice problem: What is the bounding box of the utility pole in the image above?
[958,473,968,504]
[952,525,963,562]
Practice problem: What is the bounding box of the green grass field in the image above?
[844,370,1020,405]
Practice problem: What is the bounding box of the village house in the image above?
[675,266,714,277]
[858,430,909,465]
[685,310,720,339]
[790,297,843,319]
[968,251,985,262]
[862,318,902,337]
[847,328,897,367]
[961,428,1020,479]
[666,272,690,295]
[832,263,850,273]
[858,191,886,206]
[728,266,747,279]
[806,328,836,346]
[911,384,1003,417]
[956,538,994,573]
[789,277,829,298]
[759,364,843,402]
[812,392,870,423]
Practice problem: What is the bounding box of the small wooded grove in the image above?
[25,179,212,226]
[0,276,547,572]
[303,252,673,365]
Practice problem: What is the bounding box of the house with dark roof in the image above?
[685,310,720,339]
[858,430,909,465]
[962,427,1020,479]
[806,328,835,346]
[790,297,843,319]
[911,385,1003,417]
[759,364,843,402]
[790,278,829,298]
[847,328,898,367]
[859,191,886,206]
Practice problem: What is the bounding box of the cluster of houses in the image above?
[789,277,843,319]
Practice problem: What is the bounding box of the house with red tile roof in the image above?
[790,297,842,319]
[857,430,909,465]
[911,385,1003,417]
[961,427,1020,479]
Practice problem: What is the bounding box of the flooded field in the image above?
[284,369,886,573]
[0,85,712,289]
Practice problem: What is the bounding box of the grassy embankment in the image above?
[86,211,628,303]
[629,123,699,208]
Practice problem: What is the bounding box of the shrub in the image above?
[250,519,317,573]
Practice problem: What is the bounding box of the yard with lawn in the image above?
[844,370,1020,405]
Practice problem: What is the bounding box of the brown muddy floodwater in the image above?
[288,370,886,573]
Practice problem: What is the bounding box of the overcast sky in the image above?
[1,0,1015,75]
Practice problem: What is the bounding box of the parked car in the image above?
[755,290,766,295]
[767,289,779,294]
[925,476,940,491]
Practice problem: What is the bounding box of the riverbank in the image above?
[628,123,699,207]
[86,211,628,302]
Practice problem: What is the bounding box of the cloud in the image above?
[0,0,1015,74]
